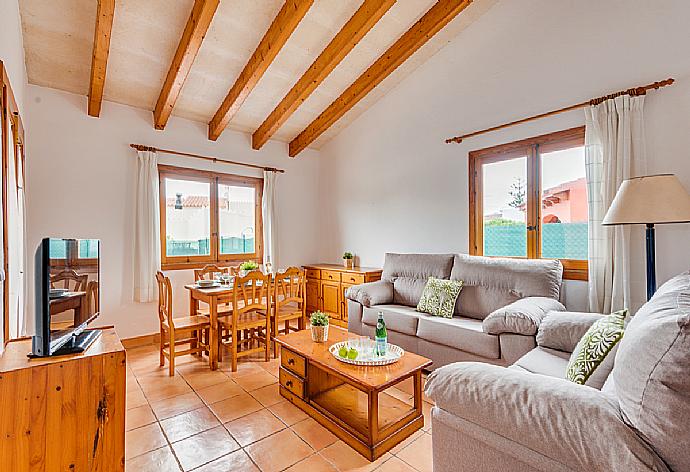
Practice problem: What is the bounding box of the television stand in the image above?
[0,328,125,470]
[53,329,102,355]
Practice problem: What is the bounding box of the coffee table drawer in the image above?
[281,348,306,377]
[279,368,304,398]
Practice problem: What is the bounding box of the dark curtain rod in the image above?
[129,144,285,173]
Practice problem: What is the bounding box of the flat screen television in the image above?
[31,238,101,357]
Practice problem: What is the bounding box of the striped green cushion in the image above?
[566,309,627,385]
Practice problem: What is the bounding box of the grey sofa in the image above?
[425,271,690,472]
[345,253,565,369]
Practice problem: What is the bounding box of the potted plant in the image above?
[239,260,259,276]
[310,311,329,342]
[342,252,354,269]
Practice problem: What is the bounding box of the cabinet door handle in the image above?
[288,358,295,365]
[286,380,293,387]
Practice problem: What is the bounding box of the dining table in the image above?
[185,273,273,370]
[49,291,87,325]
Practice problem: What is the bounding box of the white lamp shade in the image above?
[603,174,690,225]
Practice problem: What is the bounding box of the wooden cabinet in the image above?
[303,264,382,328]
[321,281,341,320]
[0,328,126,471]
[305,277,320,314]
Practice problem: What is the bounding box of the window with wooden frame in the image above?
[158,165,263,270]
[468,127,588,280]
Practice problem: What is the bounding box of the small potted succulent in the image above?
[342,251,354,269]
[239,260,259,276]
[310,311,330,343]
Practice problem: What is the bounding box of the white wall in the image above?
[318,0,690,312]
[0,0,26,110]
[25,85,322,339]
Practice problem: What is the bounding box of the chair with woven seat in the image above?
[156,271,210,376]
[217,270,271,371]
[271,267,306,358]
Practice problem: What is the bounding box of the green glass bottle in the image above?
[375,311,387,356]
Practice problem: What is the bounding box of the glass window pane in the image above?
[49,239,68,259]
[541,146,588,260]
[482,157,527,257]
[78,239,99,258]
[165,178,211,256]
[219,184,256,254]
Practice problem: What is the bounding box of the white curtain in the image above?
[584,95,647,313]
[6,124,25,338]
[262,170,278,269]
[133,150,161,302]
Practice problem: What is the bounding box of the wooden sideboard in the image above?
[0,328,126,471]
[303,264,382,328]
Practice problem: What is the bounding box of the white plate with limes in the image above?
[329,341,403,366]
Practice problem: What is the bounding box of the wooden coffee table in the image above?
[275,327,432,461]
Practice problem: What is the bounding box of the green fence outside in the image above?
[166,237,255,256]
[484,222,587,259]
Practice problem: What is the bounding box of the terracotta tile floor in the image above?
[124,345,434,471]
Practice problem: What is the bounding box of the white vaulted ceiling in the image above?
[19,0,496,149]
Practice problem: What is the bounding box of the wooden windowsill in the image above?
[162,258,260,271]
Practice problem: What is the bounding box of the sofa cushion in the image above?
[416,315,500,359]
[483,297,565,335]
[450,254,563,319]
[537,311,605,352]
[513,346,570,378]
[566,310,626,386]
[382,253,454,307]
[417,277,463,318]
[362,305,422,336]
[612,271,690,472]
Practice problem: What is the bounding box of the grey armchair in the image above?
[425,272,690,472]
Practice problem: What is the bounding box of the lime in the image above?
[338,346,348,358]
[347,348,358,360]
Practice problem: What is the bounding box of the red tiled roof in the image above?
[166,196,211,208]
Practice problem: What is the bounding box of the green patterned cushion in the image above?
[417,277,463,318]
[566,309,627,385]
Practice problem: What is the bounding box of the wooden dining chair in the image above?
[217,270,271,371]
[271,267,306,358]
[193,264,234,281]
[51,269,88,292]
[194,264,238,317]
[156,271,211,376]
[85,280,99,316]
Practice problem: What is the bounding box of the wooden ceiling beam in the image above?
[251,0,396,150]
[208,0,314,141]
[289,0,472,157]
[153,0,219,130]
[88,0,116,117]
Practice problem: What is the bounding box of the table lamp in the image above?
[603,174,690,300]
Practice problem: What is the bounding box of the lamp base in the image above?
[645,223,657,301]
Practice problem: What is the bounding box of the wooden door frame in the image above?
[1,61,26,344]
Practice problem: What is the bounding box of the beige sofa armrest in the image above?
[536,311,605,352]
[344,280,394,307]
[425,363,668,472]
[482,297,565,335]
